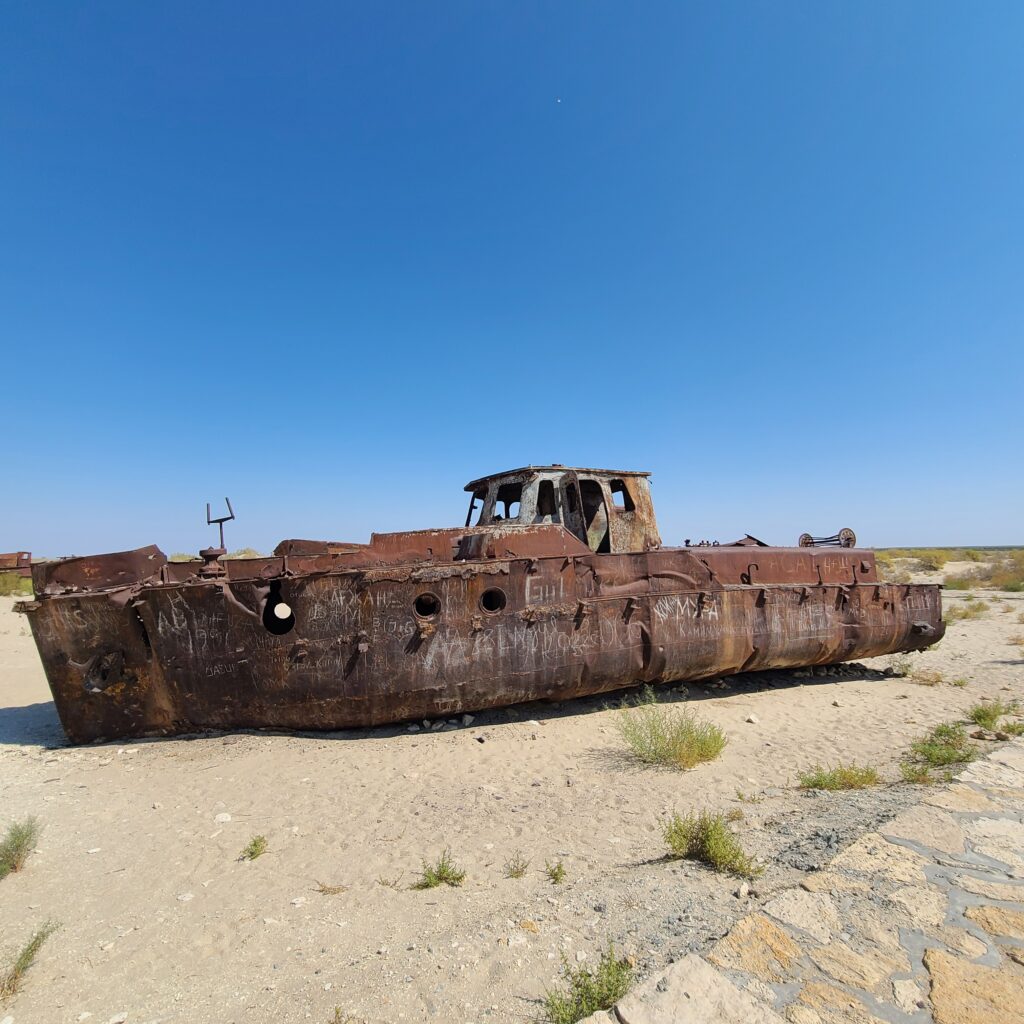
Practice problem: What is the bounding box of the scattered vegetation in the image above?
[545,859,567,885]
[908,722,976,767]
[1008,633,1024,647]
[911,670,944,686]
[797,763,880,791]
[1017,612,1024,625]
[899,761,938,785]
[0,920,59,1002]
[946,550,1024,592]
[541,944,634,1024]
[224,547,266,560]
[412,849,465,889]
[376,872,404,890]
[0,575,32,597]
[950,677,969,688]
[616,688,726,770]
[734,789,763,804]
[946,599,989,622]
[1003,722,1024,737]
[314,880,346,895]
[238,835,267,861]
[503,851,530,879]
[725,807,745,822]
[0,817,41,880]
[662,810,761,879]
[969,700,1020,731]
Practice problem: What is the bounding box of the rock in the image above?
[746,714,760,724]
[214,812,231,823]
[964,904,1024,941]
[925,785,998,813]
[892,978,925,1013]
[708,914,802,982]
[925,947,1024,1024]
[430,721,444,731]
[887,885,947,928]
[832,700,842,707]
[407,724,420,732]
[1003,946,1024,967]
[461,714,474,726]
[106,1015,129,1024]
[830,832,928,883]
[796,982,886,1024]
[422,719,430,728]
[735,881,750,898]
[964,817,1024,874]
[808,942,907,994]
[176,893,194,902]
[883,805,966,856]
[783,1008,821,1024]
[763,890,840,944]
[613,953,786,1023]
[575,949,588,963]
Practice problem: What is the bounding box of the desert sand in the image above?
[0,580,1022,1024]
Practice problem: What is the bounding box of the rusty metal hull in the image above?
[20,541,944,744]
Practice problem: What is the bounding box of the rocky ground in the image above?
[0,584,1022,1024]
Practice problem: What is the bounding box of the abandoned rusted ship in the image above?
[18,466,944,743]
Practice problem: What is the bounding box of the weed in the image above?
[1017,612,1024,625]
[541,944,633,1024]
[0,575,32,598]
[662,811,761,879]
[545,859,567,885]
[1003,722,1024,737]
[911,670,944,686]
[888,654,913,677]
[239,835,267,861]
[0,920,59,1001]
[314,881,346,895]
[0,817,41,880]
[899,761,935,785]
[376,872,404,890]
[950,677,969,688]
[735,789,763,804]
[968,700,1020,731]
[412,849,465,889]
[797,764,880,791]
[725,807,745,822]
[1008,634,1024,647]
[946,600,989,623]
[616,696,726,770]
[503,851,530,879]
[909,722,976,766]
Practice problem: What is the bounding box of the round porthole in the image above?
[262,581,296,635]
[480,587,507,613]
[414,592,441,618]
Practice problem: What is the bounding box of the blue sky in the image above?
[2,2,1021,555]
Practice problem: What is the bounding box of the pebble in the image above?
[87,848,101,854]
[407,724,420,732]
[176,893,194,902]
[575,950,588,962]
[461,714,475,726]
[106,1015,128,1024]
[734,882,750,898]
[214,812,231,823]
[832,700,842,707]
[745,714,759,724]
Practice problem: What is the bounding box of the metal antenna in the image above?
[206,498,235,551]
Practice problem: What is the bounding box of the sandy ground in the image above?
[1,584,1022,1024]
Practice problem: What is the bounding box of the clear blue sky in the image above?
[2,3,1021,556]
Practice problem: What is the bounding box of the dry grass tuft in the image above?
[946,599,989,623]
[797,764,880,791]
[0,920,59,1001]
[503,851,530,879]
[0,817,41,880]
[663,811,761,879]
[616,690,726,770]
[314,881,346,895]
[911,670,944,686]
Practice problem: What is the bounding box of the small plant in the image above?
[911,670,944,686]
[545,859,567,885]
[662,810,761,879]
[376,872,404,890]
[503,851,530,879]
[0,817,41,880]
[734,788,763,804]
[946,600,989,623]
[0,575,32,597]
[1016,612,1024,625]
[725,807,745,822]
[888,654,913,677]
[797,763,880,791]
[314,880,346,895]
[950,677,969,688]
[1003,722,1024,737]
[899,761,935,785]
[239,835,267,861]
[616,694,726,770]
[0,920,59,1001]
[909,722,976,767]
[1008,634,1024,647]
[541,944,634,1024]
[969,699,1020,731]
[412,848,465,889]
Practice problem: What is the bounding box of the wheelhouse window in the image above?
[494,481,523,521]
[535,479,557,520]
[465,488,487,527]
[609,479,635,512]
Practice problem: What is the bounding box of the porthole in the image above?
[262,580,296,635]
[480,587,507,614]
[414,592,441,618]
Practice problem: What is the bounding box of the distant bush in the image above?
[0,575,32,597]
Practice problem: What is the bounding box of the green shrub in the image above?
[968,700,1019,731]
[909,722,976,766]
[899,761,935,785]
[662,811,760,879]
[0,817,41,880]
[545,859,567,885]
[412,848,465,889]
[617,697,726,770]
[541,944,633,1024]
[239,835,267,861]
[797,764,880,791]
[0,921,58,1001]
